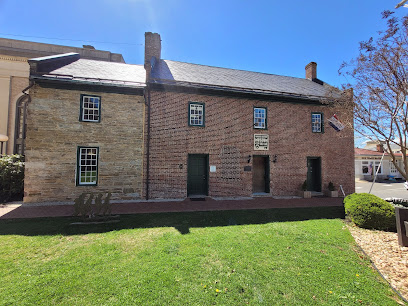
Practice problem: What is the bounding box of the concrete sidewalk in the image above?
[0,197,344,220]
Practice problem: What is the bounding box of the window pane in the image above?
[312,113,322,132]
[254,108,266,129]
[82,96,100,122]
[78,147,98,185]
[189,103,204,126]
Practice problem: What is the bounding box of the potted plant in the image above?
[326,182,338,198]
[300,180,312,198]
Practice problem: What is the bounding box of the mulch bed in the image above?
[347,224,408,302]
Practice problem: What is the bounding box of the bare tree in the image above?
[339,11,408,180]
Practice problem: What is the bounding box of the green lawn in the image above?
[0,207,404,305]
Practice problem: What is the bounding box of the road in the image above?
[355,180,408,199]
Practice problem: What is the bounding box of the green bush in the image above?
[0,155,24,203]
[344,193,396,231]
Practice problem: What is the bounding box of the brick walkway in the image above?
[0,197,344,220]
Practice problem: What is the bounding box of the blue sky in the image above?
[0,0,406,146]
[0,0,406,88]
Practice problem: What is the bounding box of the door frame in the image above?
[187,154,209,196]
[306,156,321,192]
[252,155,270,193]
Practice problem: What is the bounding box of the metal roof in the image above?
[151,59,335,100]
[32,58,145,88]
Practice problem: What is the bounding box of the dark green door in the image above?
[307,157,321,192]
[187,154,209,196]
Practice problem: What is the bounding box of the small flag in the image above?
[328,114,345,131]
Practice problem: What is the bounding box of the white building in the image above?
[355,147,405,180]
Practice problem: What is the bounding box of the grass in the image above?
[0,207,404,305]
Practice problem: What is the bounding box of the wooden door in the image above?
[252,156,270,193]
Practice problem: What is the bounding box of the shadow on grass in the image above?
[0,206,345,236]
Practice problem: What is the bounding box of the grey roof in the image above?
[151,59,333,99]
[0,37,125,63]
[35,58,145,88]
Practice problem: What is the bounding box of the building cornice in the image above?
[0,55,27,62]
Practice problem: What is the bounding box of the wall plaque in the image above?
[254,134,269,150]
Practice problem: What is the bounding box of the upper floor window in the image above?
[80,95,101,122]
[77,147,99,186]
[311,112,323,133]
[254,107,267,129]
[189,102,205,126]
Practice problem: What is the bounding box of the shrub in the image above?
[328,182,335,191]
[0,155,24,203]
[344,193,396,231]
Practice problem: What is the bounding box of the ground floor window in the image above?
[361,160,382,175]
[77,147,99,186]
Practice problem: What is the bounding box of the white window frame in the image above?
[362,160,382,175]
[374,161,382,175]
[77,147,99,186]
[361,161,369,174]
[312,113,323,133]
[81,95,101,122]
[254,107,267,129]
[389,160,399,174]
[189,102,204,126]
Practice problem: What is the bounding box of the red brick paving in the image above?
[0,197,344,220]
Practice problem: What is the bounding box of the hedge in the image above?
[344,193,396,231]
[0,154,24,203]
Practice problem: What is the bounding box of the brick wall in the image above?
[146,90,355,199]
[24,84,145,203]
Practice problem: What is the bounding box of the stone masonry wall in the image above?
[24,84,145,203]
[146,90,355,199]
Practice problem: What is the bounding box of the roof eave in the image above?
[31,75,145,89]
[149,79,328,104]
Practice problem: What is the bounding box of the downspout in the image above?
[144,85,151,200]
[18,81,34,155]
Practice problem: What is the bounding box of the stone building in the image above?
[0,38,124,155]
[144,33,355,199]
[23,32,354,203]
[25,53,144,203]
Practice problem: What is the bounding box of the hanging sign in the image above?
[328,114,345,131]
[254,134,269,150]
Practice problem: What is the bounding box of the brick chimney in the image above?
[144,32,161,80]
[376,144,384,152]
[305,62,317,80]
